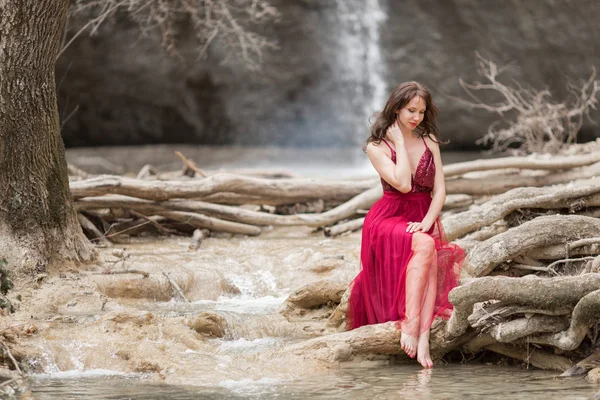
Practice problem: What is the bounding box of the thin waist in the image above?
[382,191,432,200]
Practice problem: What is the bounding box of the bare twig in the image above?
[67,0,280,69]
[93,269,149,278]
[0,340,22,375]
[175,151,207,177]
[456,53,599,154]
[163,272,190,303]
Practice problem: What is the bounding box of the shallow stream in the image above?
[21,145,600,398]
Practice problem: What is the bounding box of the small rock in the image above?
[111,249,125,258]
[332,344,353,362]
[67,300,78,307]
[587,368,600,383]
[186,312,227,338]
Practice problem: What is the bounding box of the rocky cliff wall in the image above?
[56,0,600,149]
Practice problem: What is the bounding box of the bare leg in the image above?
[400,233,434,359]
[417,255,437,368]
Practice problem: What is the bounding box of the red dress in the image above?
[347,138,464,334]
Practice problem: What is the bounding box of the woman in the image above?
[347,82,464,368]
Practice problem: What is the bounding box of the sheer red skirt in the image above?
[347,191,464,335]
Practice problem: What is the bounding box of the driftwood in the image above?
[324,218,365,237]
[70,174,378,204]
[74,186,382,228]
[445,161,600,195]
[443,152,600,178]
[189,229,210,251]
[77,213,112,246]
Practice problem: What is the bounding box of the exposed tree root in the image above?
[443,179,600,241]
[464,215,600,277]
[529,289,600,350]
[484,343,572,371]
[447,275,600,338]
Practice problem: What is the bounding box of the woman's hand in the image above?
[386,122,404,144]
[406,220,433,233]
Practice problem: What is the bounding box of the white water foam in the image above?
[31,369,136,379]
[218,337,282,352]
[189,294,286,315]
[218,377,283,395]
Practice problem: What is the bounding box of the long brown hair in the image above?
[366,81,446,146]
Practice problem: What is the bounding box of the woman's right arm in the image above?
[366,125,412,193]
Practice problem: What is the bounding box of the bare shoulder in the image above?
[425,135,441,154]
[365,141,391,163]
[366,141,385,155]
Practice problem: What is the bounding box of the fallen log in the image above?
[70,174,378,204]
[74,186,382,229]
[445,162,600,195]
[443,152,600,178]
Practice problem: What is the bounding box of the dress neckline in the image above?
[381,138,430,178]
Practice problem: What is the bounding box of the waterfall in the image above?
[335,0,388,144]
[364,0,388,120]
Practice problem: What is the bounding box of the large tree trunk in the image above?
[0,0,94,273]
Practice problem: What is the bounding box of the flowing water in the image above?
[30,365,599,399]
[25,232,600,399]
[21,145,599,398]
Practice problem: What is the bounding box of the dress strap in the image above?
[381,139,395,153]
[421,136,430,150]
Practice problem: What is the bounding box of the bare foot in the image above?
[417,331,433,368]
[400,332,417,358]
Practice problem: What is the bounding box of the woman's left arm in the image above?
[420,138,446,231]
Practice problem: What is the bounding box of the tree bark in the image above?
[0,0,94,272]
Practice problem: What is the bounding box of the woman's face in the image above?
[396,96,426,131]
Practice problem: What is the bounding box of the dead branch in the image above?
[163,272,190,303]
[0,340,22,375]
[457,54,598,154]
[175,151,207,177]
[77,213,112,246]
[67,0,280,69]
